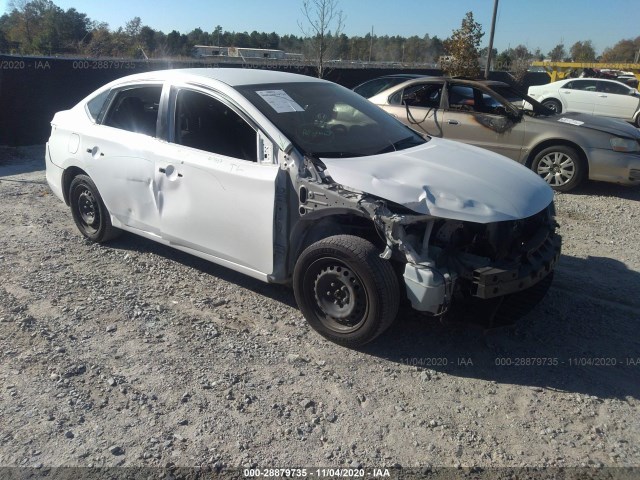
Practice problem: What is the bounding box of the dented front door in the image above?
[441,84,525,160]
[441,110,524,160]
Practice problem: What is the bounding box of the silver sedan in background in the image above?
[369,77,640,192]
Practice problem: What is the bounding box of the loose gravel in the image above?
[1,145,639,472]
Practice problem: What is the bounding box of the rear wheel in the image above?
[69,174,121,243]
[531,145,585,192]
[293,235,399,347]
[542,99,562,114]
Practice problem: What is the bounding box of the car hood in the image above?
[531,111,640,138]
[320,138,553,224]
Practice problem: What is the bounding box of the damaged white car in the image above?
[46,69,561,347]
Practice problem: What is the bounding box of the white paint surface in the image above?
[321,138,554,223]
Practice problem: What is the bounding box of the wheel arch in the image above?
[525,139,590,178]
[61,166,89,205]
[287,212,384,279]
[541,96,562,105]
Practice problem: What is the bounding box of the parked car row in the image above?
[46,68,561,347]
[355,75,640,192]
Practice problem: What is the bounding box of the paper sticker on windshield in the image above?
[557,117,584,126]
[256,90,304,113]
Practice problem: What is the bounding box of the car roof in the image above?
[394,76,510,89]
[377,74,426,79]
[107,68,325,88]
[558,77,631,84]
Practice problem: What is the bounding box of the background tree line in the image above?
[1,0,639,66]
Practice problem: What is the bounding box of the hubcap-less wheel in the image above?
[77,188,99,232]
[310,260,368,333]
[293,235,400,347]
[536,151,576,187]
[69,174,121,243]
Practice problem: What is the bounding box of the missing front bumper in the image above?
[471,233,561,299]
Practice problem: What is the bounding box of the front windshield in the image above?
[237,81,426,158]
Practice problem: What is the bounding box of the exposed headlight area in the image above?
[610,137,640,153]
[369,200,559,315]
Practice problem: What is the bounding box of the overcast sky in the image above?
[1,0,637,55]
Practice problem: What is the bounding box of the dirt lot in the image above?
[1,145,639,476]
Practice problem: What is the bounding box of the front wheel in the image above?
[293,235,399,347]
[69,174,121,243]
[531,145,586,192]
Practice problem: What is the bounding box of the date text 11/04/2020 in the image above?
[400,357,640,367]
[243,468,392,477]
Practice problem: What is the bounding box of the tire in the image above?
[542,99,562,114]
[69,174,121,243]
[531,145,585,192]
[293,235,400,347]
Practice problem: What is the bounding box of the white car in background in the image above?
[528,78,640,127]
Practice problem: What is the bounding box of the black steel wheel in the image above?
[69,174,120,243]
[531,145,586,192]
[293,235,399,347]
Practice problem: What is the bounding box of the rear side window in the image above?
[86,90,110,122]
[102,85,162,136]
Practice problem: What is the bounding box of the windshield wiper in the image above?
[310,151,366,158]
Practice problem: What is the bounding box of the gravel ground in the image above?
[1,145,639,475]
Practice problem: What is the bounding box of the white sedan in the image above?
[528,78,640,126]
[46,68,560,347]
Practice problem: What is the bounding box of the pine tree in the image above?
[442,11,484,77]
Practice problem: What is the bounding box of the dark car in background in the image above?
[352,74,425,98]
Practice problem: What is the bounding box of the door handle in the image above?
[447,119,459,125]
[86,147,104,156]
[598,94,607,97]
[159,166,183,178]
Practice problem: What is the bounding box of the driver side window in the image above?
[447,85,502,114]
[173,89,257,162]
[447,85,479,111]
